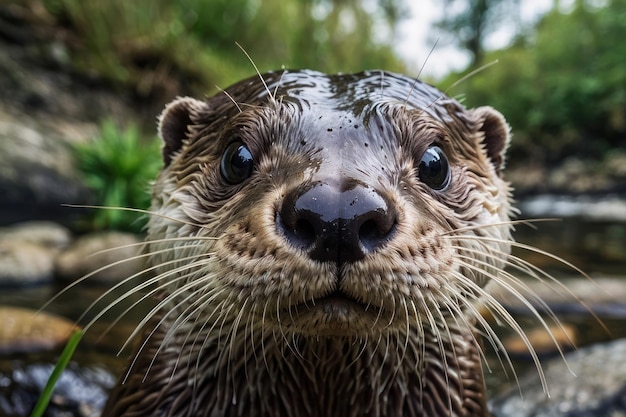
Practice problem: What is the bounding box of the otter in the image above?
[101,69,517,417]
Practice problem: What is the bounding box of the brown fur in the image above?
[101,69,516,417]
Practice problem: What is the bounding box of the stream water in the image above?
[1,214,625,406]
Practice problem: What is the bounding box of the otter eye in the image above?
[220,141,254,184]
[418,146,450,190]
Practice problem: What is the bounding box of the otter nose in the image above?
[277,183,397,264]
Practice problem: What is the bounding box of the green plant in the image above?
[73,120,162,233]
[29,330,83,417]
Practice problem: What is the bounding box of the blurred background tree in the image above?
[38,0,409,98]
[2,0,625,233]
[439,0,626,172]
[26,0,625,169]
[432,0,520,67]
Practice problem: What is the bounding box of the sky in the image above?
[395,0,557,79]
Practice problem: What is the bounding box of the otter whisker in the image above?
[163,290,211,381]
[429,295,457,415]
[235,42,273,102]
[408,298,426,402]
[450,234,595,284]
[370,296,385,331]
[453,259,555,394]
[450,236,606,332]
[442,60,499,97]
[226,297,249,401]
[132,283,216,379]
[440,273,515,387]
[73,236,217,260]
[84,254,209,338]
[120,263,218,355]
[438,218,565,237]
[395,297,411,372]
[40,244,181,314]
[449,269,531,395]
[272,68,287,100]
[260,298,271,371]
[243,300,262,385]
[80,249,206,328]
[62,203,206,229]
[216,86,243,113]
[347,335,370,368]
[163,282,224,362]
[404,38,439,107]
[193,298,234,380]
[453,246,567,326]
[210,302,238,386]
[275,297,302,360]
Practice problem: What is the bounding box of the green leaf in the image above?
[29,330,84,417]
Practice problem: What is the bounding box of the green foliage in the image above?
[73,120,161,233]
[36,0,407,96]
[441,0,626,167]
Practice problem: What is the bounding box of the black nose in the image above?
[277,182,397,264]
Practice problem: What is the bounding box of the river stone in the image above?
[0,221,72,285]
[489,277,626,318]
[0,221,72,248]
[0,240,58,285]
[55,231,145,284]
[490,338,626,417]
[0,109,94,226]
[501,323,578,358]
[0,361,114,417]
[0,306,78,354]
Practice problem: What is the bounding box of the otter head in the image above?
[149,70,511,339]
[126,70,512,416]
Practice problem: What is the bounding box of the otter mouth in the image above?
[303,292,362,312]
[280,291,388,336]
[288,291,378,319]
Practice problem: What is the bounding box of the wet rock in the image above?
[0,221,72,249]
[0,108,94,226]
[0,240,58,285]
[490,338,626,417]
[0,306,78,354]
[0,222,72,285]
[55,231,145,284]
[488,277,626,318]
[519,195,626,222]
[0,361,114,417]
[502,323,578,358]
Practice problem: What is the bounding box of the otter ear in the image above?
[472,106,511,175]
[158,97,207,166]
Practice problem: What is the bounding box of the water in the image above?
[1,216,625,402]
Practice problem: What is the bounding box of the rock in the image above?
[502,323,578,358]
[0,221,72,285]
[519,195,626,222]
[0,306,78,354]
[55,231,145,284]
[0,240,58,285]
[490,338,626,417]
[0,109,94,226]
[0,221,72,248]
[488,277,626,318]
[0,361,114,417]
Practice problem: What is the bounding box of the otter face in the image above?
[148,69,512,339]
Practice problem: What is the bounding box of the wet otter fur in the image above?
[100,69,522,417]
